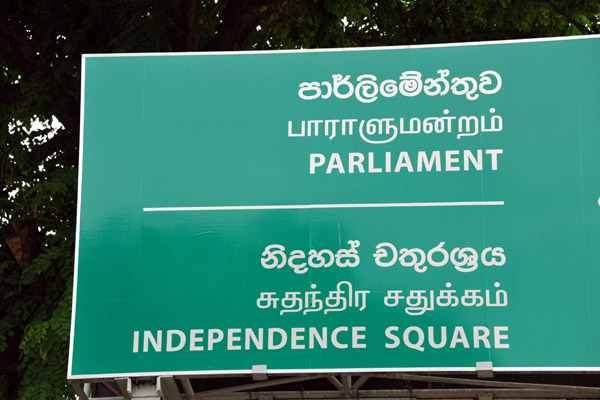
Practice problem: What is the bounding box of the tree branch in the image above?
[2,219,41,269]
[545,0,592,34]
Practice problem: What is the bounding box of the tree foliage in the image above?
[1,0,599,398]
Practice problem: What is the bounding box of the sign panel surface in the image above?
[69,36,600,378]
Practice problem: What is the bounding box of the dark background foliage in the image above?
[1,1,599,398]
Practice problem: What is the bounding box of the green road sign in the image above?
[69,36,600,379]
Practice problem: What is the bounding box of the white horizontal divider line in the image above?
[143,201,504,212]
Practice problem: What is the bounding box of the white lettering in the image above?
[445,150,460,172]
[268,328,287,350]
[428,326,447,349]
[417,151,441,172]
[308,120,322,136]
[404,327,425,352]
[450,326,470,348]
[288,120,305,137]
[291,327,305,349]
[166,330,186,352]
[190,329,204,351]
[348,152,365,173]
[464,150,482,171]
[473,326,491,348]
[368,152,382,173]
[309,327,327,349]
[341,119,357,135]
[133,331,139,353]
[326,153,345,174]
[486,149,503,170]
[245,328,263,350]
[494,326,510,348]
[227,328,242,350]
[352,326,367,348]
[309,153,325,174]
[385,326,400,348]
[208,329,224,351]
[332,326,349,349]
[394,152,414,172]
[143,331,162,353]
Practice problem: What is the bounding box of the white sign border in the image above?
[68,34,600,379]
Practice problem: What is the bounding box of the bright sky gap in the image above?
[143,201,504,212]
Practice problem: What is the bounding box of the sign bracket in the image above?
[69,372,600,399]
